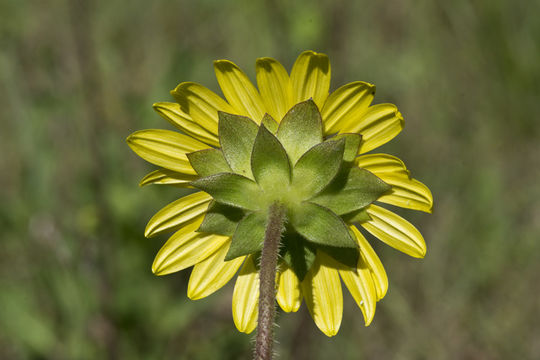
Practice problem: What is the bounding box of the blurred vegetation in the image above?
[1,0,540,359]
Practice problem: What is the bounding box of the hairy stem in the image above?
[254,202,286,360]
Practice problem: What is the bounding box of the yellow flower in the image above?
[127,51,433,337]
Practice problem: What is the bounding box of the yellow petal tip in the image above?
[152,102,176,113]
[187,289,203,301]
[151,262,175,276]
[255,57,273,64]
[322,328,339,337]
[301,50,327,57]
[363,308,375,327]
[280,304,300,313]
[187,285,210,300]
[151,263,162,275]
[415,248,427,259]
[144,226,154,238]
[170,81,196,96]
[237,327,255,335]
[213,59,234,67]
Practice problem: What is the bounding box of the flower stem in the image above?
[254,202,286,360]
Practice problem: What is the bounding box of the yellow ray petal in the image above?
[171,82,236,130]
[139,168,197,187]
[356,153,410,178]
[276,264,302,313]
[126,129,207,174]
[321,81,376,135]
[349,226,388,301]
[232,255,259,334]
[256,57,293,122]
[362,205,426,258]
[214,60,266,122]
[338,254,377,326]
[301,252,343,337]
[338,104,404,154]
[152,221,229,275]
[290,51,331,110]
[145,192,211,238]
[376,175,433,213]
[153,102,220,147]
[187,240,245,300]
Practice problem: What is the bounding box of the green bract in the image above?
[189,100,391,280]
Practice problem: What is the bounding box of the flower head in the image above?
[127,51,433,336]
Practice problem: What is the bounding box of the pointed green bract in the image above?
[218,112,259,178]
[261,113,279,133]
[342,208,371,224]
[198,201,245,236]
[276,100,323,165]
[290,201,357,248]
[332,133,362,162]
[318,246,359,269]
[282,231,316,281]
[311,166,391,215]
[291,139,345,198]
[187,148,231,177]
[251,124,291,192]
[225,212,267,260]
[190,173,262,210]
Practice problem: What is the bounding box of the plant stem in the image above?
[254,202,286,360]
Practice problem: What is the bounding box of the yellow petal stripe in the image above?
[139,169,197,187]
[301,252,343,337]
[153,102,220,147]
[152,221,229,275]
[187,240,245,300]
[356,153,410,178]
[321,81,375,135]
[338,104,404,154]
[256,57,293,122]
[145,192,211,237]
[349,226,388,301]
[338,254,377,326]
[290,51,331,110]
[232,255,259,334]
[362,205,426,258]
[126,129,207,174]
[214,60,266,122]
[376,175,433,213]
[276,264,302,313]
[171,82,236,130]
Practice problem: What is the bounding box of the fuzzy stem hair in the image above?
[254,202,286,360]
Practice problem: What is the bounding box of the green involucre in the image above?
[190,103,390,279]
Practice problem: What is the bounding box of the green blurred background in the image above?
[1,0,539,359]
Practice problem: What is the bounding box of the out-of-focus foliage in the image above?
[1,0,539,359]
